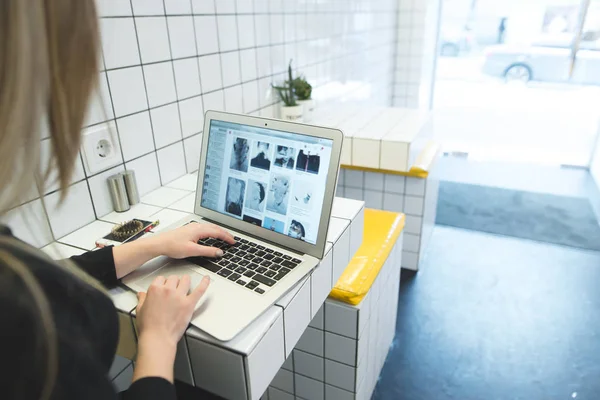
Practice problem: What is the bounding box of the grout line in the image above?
[162,0,188,174]
[128,3,163,185]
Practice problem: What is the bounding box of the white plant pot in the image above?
[280,104,304,123]
[297,98,315,122]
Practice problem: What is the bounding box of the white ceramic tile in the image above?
[309,306,324,330]
[215,0,236,13]
[403,233,420,253]
[221,51,241,87]
[157,142,187,184]
[383,193,403,212]
[100,18,140,69]
[282,278,311,356]
[144,62,177,108]
[271,368,294,394]
[151,103,182,148]
[256,46,272,78]
[174,337,194,386]
[405,177,426,196]
[259,105,275,118]
[296,326,324,357]
[404,214,422,235]
[187,337,247,400]
[45,181,96,239]
[203,90,225,111]
[270,45,286,75]
[364,171,384,191]
[282,354,294,371]
[364,190,383,209]
[1,199,53,248]
[142,186,189,208]
[107,67,148,117]
[404,195,424,216]
[236,15,256,49]
[136,17,171,63]
[236,0,253,13]
[311,245,333,319]
[96,0,132,17]
[384,174,405,194]
[100,203,162,224]
[59,220,115,250]
[296,14,307,41]
[239,49,258,82]
[242,81,259,113]
[168,192,196,213]
[125,153,161,196]
[294,350,324,381]
[184,133,203,172]
[116,111,155,162]
[41,242,85,259]
[255,15,270,47]
[88,164,126,218]
[325,332,357,367]
[167,16,197,59]
[344,187,363,201]
[131,0,164,15]
[325,359,356,393]
[179,96,204,138]
[269,0,283,12]
[344,170,363,189]
[284,14,296,42]
[198,54,223,93]
[194,16,219,55]
[224,85,243,114]
[164,0,192,14]
[325,300,358,339]
[325,384,354,400]
[295,374,324,400]
[174,58,202,100]
[39,139,86,195]
[191,0,215,13]
[254,0,269,13]
[268,387,294,400]
[270,14,284,44]
[402,250,419,271]
[217,16,238,52]
[85,73,114,127]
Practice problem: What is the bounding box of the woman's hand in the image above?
[132,274,210,383]
[149,222,235,259]
[113,222,235,279]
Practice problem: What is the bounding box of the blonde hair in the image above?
[0,0,101,398]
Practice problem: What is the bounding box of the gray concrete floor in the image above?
[374,159,600,399]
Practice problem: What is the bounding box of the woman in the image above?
[0,1,233,399]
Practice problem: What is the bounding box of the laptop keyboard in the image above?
[186,235,303,295]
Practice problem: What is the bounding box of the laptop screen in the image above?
[200,119,334,245]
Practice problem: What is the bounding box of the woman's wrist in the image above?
[133,331,177,383]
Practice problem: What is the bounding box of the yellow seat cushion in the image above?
[329,209,405,305]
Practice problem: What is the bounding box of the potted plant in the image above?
[272,61,303,122]
[292,75,314,121]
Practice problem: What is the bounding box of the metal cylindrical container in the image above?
[120,170,140,205]
[107,174,130,212]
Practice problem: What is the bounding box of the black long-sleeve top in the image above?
[0,225,176,400]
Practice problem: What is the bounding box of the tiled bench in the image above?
[42,174,366,399]
[267,210,405,400]
[309,105,440,271]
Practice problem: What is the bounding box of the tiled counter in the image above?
[42,174,365,400]
[310,105,440,271]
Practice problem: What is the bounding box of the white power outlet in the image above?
[81,122,121,174]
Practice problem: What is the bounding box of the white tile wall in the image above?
[9,0,398,250]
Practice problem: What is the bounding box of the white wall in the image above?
[2,0,399,247]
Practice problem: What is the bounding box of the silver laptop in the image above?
[123,110,343,341]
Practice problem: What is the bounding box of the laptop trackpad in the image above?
[135,263,210,292]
